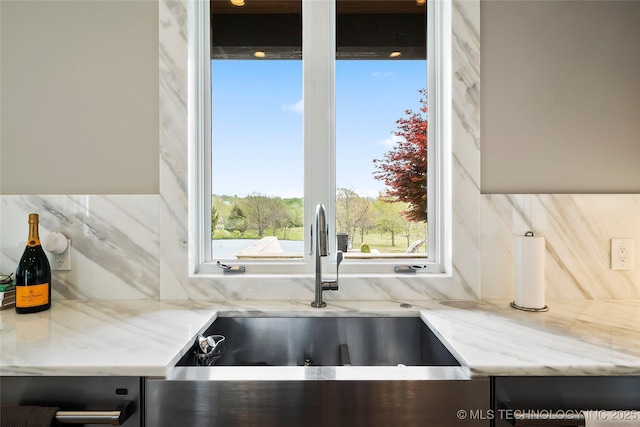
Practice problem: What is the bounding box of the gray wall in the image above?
[481,0,640,193]
[1,0,638,195]
[0,0,159,194]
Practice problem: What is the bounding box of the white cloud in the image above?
[282,99,303,114]
[378,134,404,148]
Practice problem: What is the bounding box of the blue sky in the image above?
[211,59,426,199]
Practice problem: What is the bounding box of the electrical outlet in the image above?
[611,238,633,270]
[47,239,71,271]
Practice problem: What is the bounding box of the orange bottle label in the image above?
[16,283,49,308]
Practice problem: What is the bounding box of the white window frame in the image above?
[189,0,451,277]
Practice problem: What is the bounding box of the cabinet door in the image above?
[493,376,640,427]
[0,376,142,427]
[147,377,490,427]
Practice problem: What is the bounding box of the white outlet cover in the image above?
[611,238,633,271]
[46,239,71,271]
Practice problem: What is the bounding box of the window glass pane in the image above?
[336,0,428,258]
[210,0,303,260]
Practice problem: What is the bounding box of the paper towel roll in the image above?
[514,232,546,309]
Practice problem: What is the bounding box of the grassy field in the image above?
[214,227,427,254]
[350,231,426,253]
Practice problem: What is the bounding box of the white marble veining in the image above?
[0,195,160,300]
[450,0,482,300]
[420,300,640,377]
[159,0,191,301]
[216,299,424,317]
[482,194,640,300]
[1,300,638,377]
[3,192,638,301]
[0,300,219,377]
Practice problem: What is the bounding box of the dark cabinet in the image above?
[492,376,640,426]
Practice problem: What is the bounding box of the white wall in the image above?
[2,0,638,195]
[481,0,640,193]
[0,0,159,194]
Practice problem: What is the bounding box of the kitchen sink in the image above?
[147,316,490,426]
[176,316,460,367]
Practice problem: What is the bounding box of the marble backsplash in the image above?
[482,194,640,300]
[1,195,159,300]
[0,194,477,302]
[1,193,638,301]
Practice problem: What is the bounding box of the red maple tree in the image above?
[373,89,427,222]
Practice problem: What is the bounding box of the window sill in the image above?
[189,270,451,280]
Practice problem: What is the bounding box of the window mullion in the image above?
[303,0,336,271]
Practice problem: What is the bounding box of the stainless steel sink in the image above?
[147,316,490,426]
[177,316,460,367]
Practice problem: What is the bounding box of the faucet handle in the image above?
[335,250,343,289]
[322,251,343,291]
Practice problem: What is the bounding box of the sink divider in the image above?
[339,344,351,366]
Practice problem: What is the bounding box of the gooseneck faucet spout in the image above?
[311,204,343,308]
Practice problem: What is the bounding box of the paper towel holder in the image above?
[510,301,548,312]
[510,230,549,312]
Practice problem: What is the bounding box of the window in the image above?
[189,0,450,276]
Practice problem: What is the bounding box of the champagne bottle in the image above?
[15,213,52,313]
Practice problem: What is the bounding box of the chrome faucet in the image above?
[311,204,343,308]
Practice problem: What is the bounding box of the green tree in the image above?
[266,197,291,238]
[401,215,426,250]
[225,204,247,234]
[243,193,272,237]
[285,198,304,228]
[336,188,372,243]
[212,195,232,230]
[373,197,406,247]
[211,205,219,238]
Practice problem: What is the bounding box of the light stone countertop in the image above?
[0,299,638,377]
[417,300,640,377]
